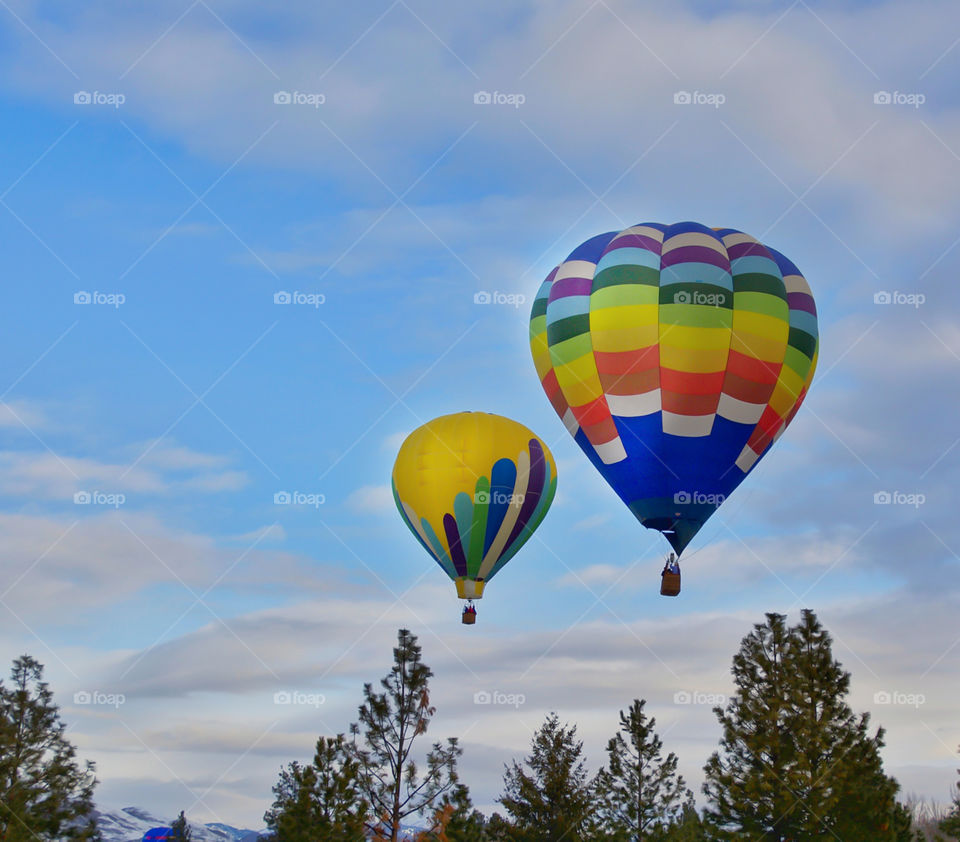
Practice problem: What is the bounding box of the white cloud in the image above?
[180,469,249,492]
[4,0,959,238]
[346,484,393,513]
[382,431,411,453]
[557,562,623,588]
[0,510,350,625]
[136,443,232,471]
[0,399,48,429]
[571,512,612,531]
[0,444,248,500]
[228,524,286,543]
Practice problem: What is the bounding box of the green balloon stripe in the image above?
[788,326,817,359]
[453,490,475,560]
[546,312,591,345]
[593,264,660,289]
[730,272,790,299]
[467,476,491,578]
[591,282,659,309]
[732,290,789,320]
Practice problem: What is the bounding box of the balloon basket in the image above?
[462,609,477,625]
[660,572,681,597]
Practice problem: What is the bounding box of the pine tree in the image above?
[591,699,691,840]
[0,655,100,841]
[940,748,960,838]
[702,610,907,840]
[484,812,514,841]
[417,783,488,841]
[170,811,192,841]
[264,734,367,841]
[663,802,707,841]
[498,712,593,842]
[351,628,461,842]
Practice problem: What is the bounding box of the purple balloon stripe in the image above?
[660,246,730,271]
[502,440,546,551]
[725,241,772,260]
[788,292,817,316]
[606,234,663,255]
[548,275,594,302]
[443,513,468,577]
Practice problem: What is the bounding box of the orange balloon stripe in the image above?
[662,390,722,416]
[570,394,614,426]
[581,416,621,445]
[747,406,784,452]
[599,368,660,396]
[725,350,782,384]
[571,396,620,444]
[660,368,726,395]
[540,368,570,419]
[721,370,779,404]
[594,345,659,373]
[595,347,660,397]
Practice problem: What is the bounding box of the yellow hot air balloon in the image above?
[392,412,557,624]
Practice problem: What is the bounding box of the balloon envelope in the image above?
[142,829,173,841]
[529,221,817,554]
[392,412,557,598]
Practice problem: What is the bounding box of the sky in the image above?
[0,0,958,829]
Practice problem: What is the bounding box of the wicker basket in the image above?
[660,572,681,597]
[462,610,477,625]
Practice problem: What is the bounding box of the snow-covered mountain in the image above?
[94,805,429,841]
[93,806,265,842]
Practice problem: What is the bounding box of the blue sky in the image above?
[1,0,959,828]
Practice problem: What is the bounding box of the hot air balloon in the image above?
[392,412,557,623]
[142,829,173,842]
[529,222,818,594]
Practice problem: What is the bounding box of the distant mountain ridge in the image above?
[93,806,265,842]
[94,805,428,841]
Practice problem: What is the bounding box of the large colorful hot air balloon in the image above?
[529,221,817,579]
[392,412,557,622]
